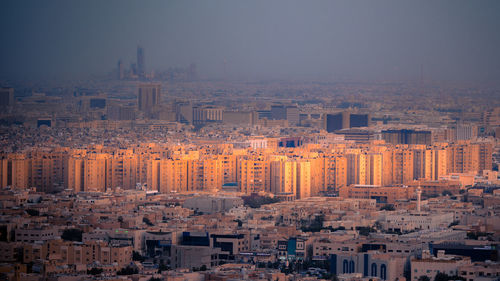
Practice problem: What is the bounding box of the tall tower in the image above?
[117,60,124,80]
[416,186,422,212]
[137,45,145,78]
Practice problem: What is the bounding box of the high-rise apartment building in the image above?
[67,154,85,193]
[10,154,30,189]
[220,154,238,184]
[346,153,382,186]
[138,83,161,113]
[296,161,311,199]
[447,141,492,174]
[1,140,493,199]
[186,159,203,191]
[238,158,269,194]
[413,147,447,181]
[30,152,54,193]
[390,148,414,185]
[270,158,296,195]
[202,157,224,192]
[159,159,188,193]
[108,150,139,190]
[324,155,347,193]
[83,153,109,192]
[0,156,8,188]
[309,156,326,196]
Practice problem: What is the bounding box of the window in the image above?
[381,264,387,280]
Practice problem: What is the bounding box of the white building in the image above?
[411,250,471,281]
[183,196,243,214]
[382,211,454,232]
[458,261,500,281]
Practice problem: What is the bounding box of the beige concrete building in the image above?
[411,251,471,281]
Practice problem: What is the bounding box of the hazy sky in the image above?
[1,0,499,82]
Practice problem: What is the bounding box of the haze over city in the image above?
[0,1,500,281]
[1,0,500,82]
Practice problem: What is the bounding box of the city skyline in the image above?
[1,0,500,83]
[1,1,500,281]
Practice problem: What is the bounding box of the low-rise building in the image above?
[411,250,471,281]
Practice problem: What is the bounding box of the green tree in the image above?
[234,219,243,227]
[143,217,154,226]
[442,190,452,196]
[434,272,465,281]
[300,214,325,232]
[26,209,40,216]
[117,266,138,275]
[356,226,376,236]
[242,194,280,208]
[87,268,103,275]
[380,204,395,211]
[467,231,489,240]
[132,251,145,262]
[158,263,169,273]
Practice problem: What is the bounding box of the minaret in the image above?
[416,186,422,212]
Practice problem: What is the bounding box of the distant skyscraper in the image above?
[192,106,223,125]
[0,87,14,107]
[187,63,198,81]
[349,113,370,128]
[382,129,431,145]
[270,105,300,125]
[137,45,145,78]
[131,63,137,76]
[271,105,287,120]
[117,60,124,80]
[138,83,161,113]
[326,113,342,133]
[455,124,477,140]
[326,112,349,132]
[326,112,369,133]
[176,102,193,124]
[286,106,300,125]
